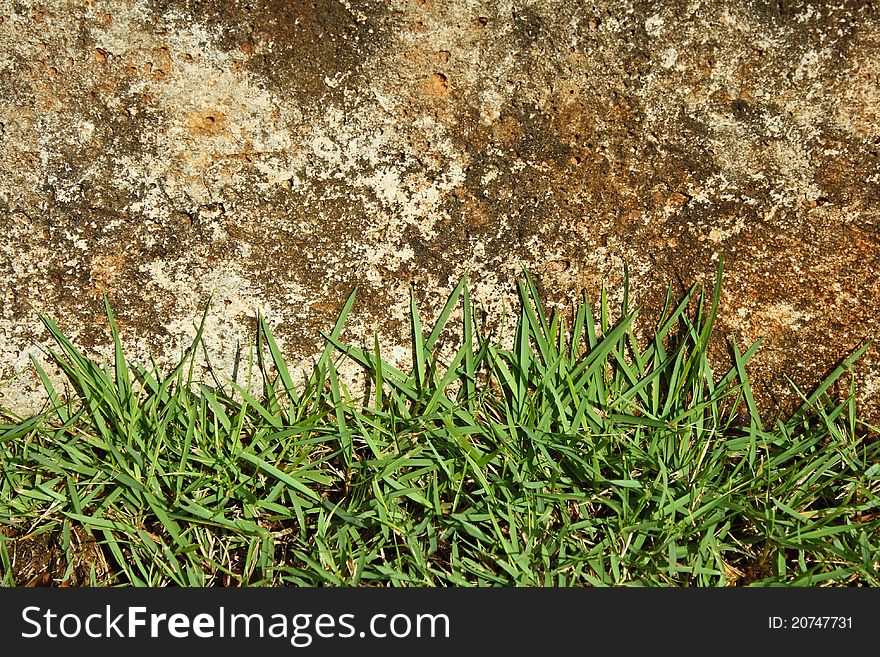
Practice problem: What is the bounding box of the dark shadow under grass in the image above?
[1,266,878,586]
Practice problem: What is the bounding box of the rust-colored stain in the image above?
[186,109,228,137]
[424,71,450,97]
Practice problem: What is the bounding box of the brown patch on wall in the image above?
[186,109,227,136]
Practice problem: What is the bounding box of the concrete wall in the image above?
[1,0,878,418]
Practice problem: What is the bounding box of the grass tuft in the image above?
[1,266,878,586]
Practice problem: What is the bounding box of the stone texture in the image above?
[1,0,879,419]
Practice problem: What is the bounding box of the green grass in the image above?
[1,266,878,586]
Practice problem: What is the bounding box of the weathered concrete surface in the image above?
[1,0,879,419]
